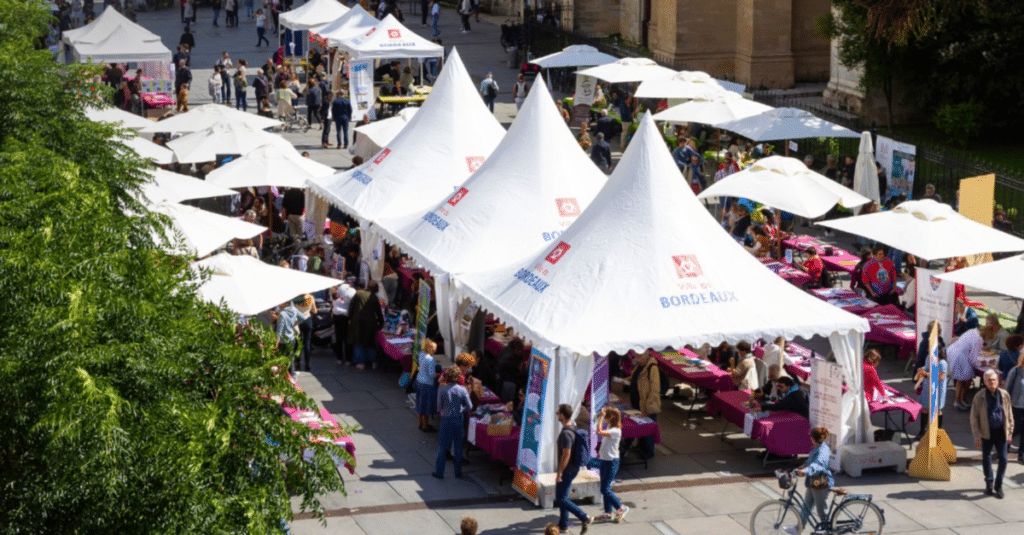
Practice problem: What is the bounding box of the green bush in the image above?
[933,100,985,146]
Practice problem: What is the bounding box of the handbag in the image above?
[810,474,829,490]
[398,371,411,389]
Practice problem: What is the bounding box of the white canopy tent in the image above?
[309,4,378,48]
[206,144,335,189]
[193,253,341,315]
[529,44,617,68]
[339,14,443,59]
[141,168,237,205]
[140,104,282,134]
[63,6,159,45]
[651,93,773,125]
[852,131,881,205]
[73,23,172,63]
[150,202,266,257]
[350,107,418,161]
[279,0,350,31]
[717,107,861,142]
[818,199,1024,261]
[697,156,870,217]
[122,135,174,165]
[635,70,741,99]
[937,254,1024,300]
[167,122,293,164]
[375,82,608,357]
[457,113,871,476]
[576,57,676,83]
[86,106,154,130]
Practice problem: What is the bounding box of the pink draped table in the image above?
[707,390,813,457]
[653,349,735,392]
[781,235,860,275]
[759,257,812,287]
[809,288,878,314]
[281,406,356,473]
[376,331,414,372]
[753,342,818,382]
[869,384,922,423]
[861,304,917,358]
[141,92,175,107]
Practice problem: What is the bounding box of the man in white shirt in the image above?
[332,283,357,364]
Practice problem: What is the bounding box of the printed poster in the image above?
[589,353,609,458]
[513,348,551,503]
[574,74,597,107]
[809,359,844,455]
[927,327,942,443]
[915,268,955,353]
[875,135,916,200]
[348,59,375,121]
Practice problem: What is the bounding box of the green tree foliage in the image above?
[0,2,347,533]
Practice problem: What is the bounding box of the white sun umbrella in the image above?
[86,106,153,130]
[651,93,774,125]
[140,168,237,204]
[167,122,293,164]
[698,155,845,218]
[530,44,617,68]
[937,254,1024,300]
[576,57,676,84]
[350,107,418,161]
[150,202,266,257]
[635,70,736,100]
[193,253,341,315]
[818,199,1024,261]
[717,107,861,143]
[206,144,335,189]
[852,131,880,205]
[122,135,175,164]
[141,104,282,134]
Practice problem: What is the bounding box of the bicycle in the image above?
[275,113,309,133]
[749,469,885,535]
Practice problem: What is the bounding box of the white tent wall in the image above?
[532,347,594,476]
[829,330,872,471]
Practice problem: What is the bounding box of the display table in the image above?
[860,305,917,358]
[281,405,356,474]
[759,258,812,287]
[468,414,519,468]
[142,92,175,108]
[653,348,735,392]
[809,288,877,314]
[868,384,922,442]
[707,390,813,458]
[754,342,819,382]
[376,331,414,372]
[781,235,859,275]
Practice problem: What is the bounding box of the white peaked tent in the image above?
[63,6,159,45]
[458,114,871,476]
[376,82,608,356]
[73,24,173,63]
[122,136,174,164]
[852,131,881,205]
[310,4,378,48]
[530,44,617,68]
[167,122,293,164]
[306,49,504,280]
[818,199,1024,261]
[635,70,739,99]
[86,106,154,130]
[340,14,443,59]
[350,107,418,161]
[141,168,237,205]
[194,254,341,315]
[279,0,350,31]
[141,104,282,134]
[206,144,335,189]
[576,57,676,83]
[938,254,1024,300]
[150,203,266,257]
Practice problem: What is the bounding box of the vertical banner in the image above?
[959,174,997,266]
[513,349,552,505]
[809,360,844,455]
[927,326,941,446]
[574,74,597,107]
[875,136,916,200]
[915,268,955,351]
[348,59,375,122]
[409,281,432,377]
[589,353,609,458]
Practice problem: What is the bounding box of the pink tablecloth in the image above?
[282,406,356,473]
[654,349,735,392]
[781,235,858,275]
[142,92,175,107]
[809,288,877,314]
[707,390,813,456]
[472,421,520,468]
[760,258,812,287]
[754,342,819,382]
[396,264,427,295]
[868,384,922,423]
[860,304,917,359]
[376,331,413,372]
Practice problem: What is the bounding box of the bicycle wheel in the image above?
[750,499,803,535]
[830,499,884,535]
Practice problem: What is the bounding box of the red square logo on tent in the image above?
[448,187,469,206]
[373,148,391,165]
[555,198,581,217]
[364,27,376,37]
[388,29,401,39]
[672,255,703,278]
[546,241,571,265]
[466,156,485,173]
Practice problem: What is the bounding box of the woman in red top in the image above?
[862,349,885,401]
[798,246,824,288]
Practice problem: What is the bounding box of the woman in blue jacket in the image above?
[796,427,833,528]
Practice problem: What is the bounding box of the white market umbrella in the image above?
[206,144,335,189]
[193,253,341,315]
[151,202,266,257]
[717,107,861,142]
[818,199,1024,261]
[141,104,282,134]
[86,106,153,130]
[651,94,773,125]
[141,168,237,204]
[635,70,737,100]
[122,135,175,164]
[279,0,349,31]
[937,255,1024,300]
[167,122,293,164]
[530,45,617,68]
[852,131,880,205]
[698,156,846,218]
[577,57,676,84]
[350,107,418,161]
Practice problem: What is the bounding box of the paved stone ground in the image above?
[122,5,1024,533]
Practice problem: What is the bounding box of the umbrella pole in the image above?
[785,139,790,157]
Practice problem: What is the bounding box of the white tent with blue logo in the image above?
[374,81,608,357]
[337,14,443,60]
[457,113,871,480]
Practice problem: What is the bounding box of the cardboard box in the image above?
[487,422,512,437]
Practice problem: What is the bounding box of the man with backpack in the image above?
[555,404,593,534]
[479,72,498,113]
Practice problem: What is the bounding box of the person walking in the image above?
[1003,349,1024,462]
[255,8,270,47]
[415,339,439,432]
[225,0,237,27]
[432,366,472,479]
[320,89,333,148]
[331,282,355,363]
[347,280,384,370]
[213,0,222,27]
[304,79,322,127]
[429,0,440,37]
[590,132,611,174]
[796,427,833,529]
[512,73,529,111]
[457,0,471,32]
[554,403,592,534]
[591,407,628,523]
[274,297,302,371]
[479,73,498,113]
[233,67,248,110]
[331,91,352,149]
[970,369,1014,498]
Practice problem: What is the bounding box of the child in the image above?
[593,407,629,522]
[416,339,439,432]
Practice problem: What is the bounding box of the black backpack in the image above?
[486,82,497,99]
[568,427,591,468]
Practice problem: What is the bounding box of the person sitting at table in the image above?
[849,248,872,296]
[761,337,786,369]
[497,338,528,393]
[796,246,824,289]
[709,341,736,368]
[981,314,1010,352]
[949,328,985,411]
[472,348,500,395]
[756,364,787,400]
[754,376,809,418]
[862,245,899,306]
[729,204,751,243]
[728,341,757,391]
[746,225,774,258]
[620,349,661,460]
[913,335,948,441]
[400,66,415,90]
[862,349,886,402]
[998,335,1024,379]
[954,299,979,336]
